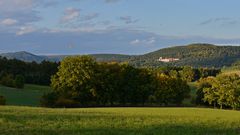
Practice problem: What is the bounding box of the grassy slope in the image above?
[0,84,51,106]
[0,106,240,135]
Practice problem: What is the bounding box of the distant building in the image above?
[158,57,180,62]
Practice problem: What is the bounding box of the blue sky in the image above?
[1,0,240,55]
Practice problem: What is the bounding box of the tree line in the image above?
[41,56,191,107]
[196,73,240,110]
[0,56,222,108]
[0,56,220,88]
[154,66,220,82]
[0,57,59,88]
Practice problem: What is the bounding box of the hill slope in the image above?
[0,51,46,62]
[0,52,131,63]
[130,43,240,67]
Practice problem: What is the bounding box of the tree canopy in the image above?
[42,56,191,107]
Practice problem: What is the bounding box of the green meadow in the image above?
[0,84,51,106]
[0,106,240,135]
[1,83,240,135]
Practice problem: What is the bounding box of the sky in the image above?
[1,0,240,55]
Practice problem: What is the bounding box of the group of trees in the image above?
[41,56,191,108]
[0,73,25,88]
[196,74,240,110]
[154,66,220,82]
[0,57,59,86]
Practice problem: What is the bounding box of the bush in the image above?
[0,74,15,87]
[41,92,81,108]
[0,74,25,89]
[14,75,25,89]
[0,96,6,105]
[55,97,80,108]
[40,92,58,108]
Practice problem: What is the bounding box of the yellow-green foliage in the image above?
[0,106,240,135]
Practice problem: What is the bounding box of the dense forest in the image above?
[0,57,59,87]
[129,43,240,68]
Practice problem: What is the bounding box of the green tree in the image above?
[216,74,240,109]
[179,66,195,82]
[202,74,240,110]
[202,77,218,108]
[153,73,190,105]
[51,56,98,106]
[94,62,122,105]
[0,74,15,87]
[14,75,25,89]
[196,77,213,105]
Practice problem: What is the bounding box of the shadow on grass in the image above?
[0,125,239,135]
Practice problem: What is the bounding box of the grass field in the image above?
[0,84,51,106]
[0,106,240,135]
[0,83,239,134]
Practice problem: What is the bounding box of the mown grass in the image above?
[0,84,51,106]
[0,106,240,135]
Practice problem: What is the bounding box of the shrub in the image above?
[40,92,58,108]
[55,97,80,108]
[41,92,81,108]
[0,74,15,87]
[14,75,25,89]
[0,96,6,105]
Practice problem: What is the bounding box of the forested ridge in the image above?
[130,43,240,68]
[2,43,240,68]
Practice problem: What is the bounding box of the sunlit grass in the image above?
[0,106,240,135]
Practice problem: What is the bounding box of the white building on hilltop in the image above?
[158,57,180,63]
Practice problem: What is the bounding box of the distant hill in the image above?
[91,54,131,62]
[129,43,240,68]
[0,51,46,62]
[0,52,131,63]
[46,54,131,63]
[2,43,240,67]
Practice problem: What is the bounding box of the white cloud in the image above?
[130,39,140,45]
[130,37,156,45]
[146,37,156,44]
[61,7,81,23]
[1,18,18,26]
[0,0,42,28]
[16,26,36,35]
